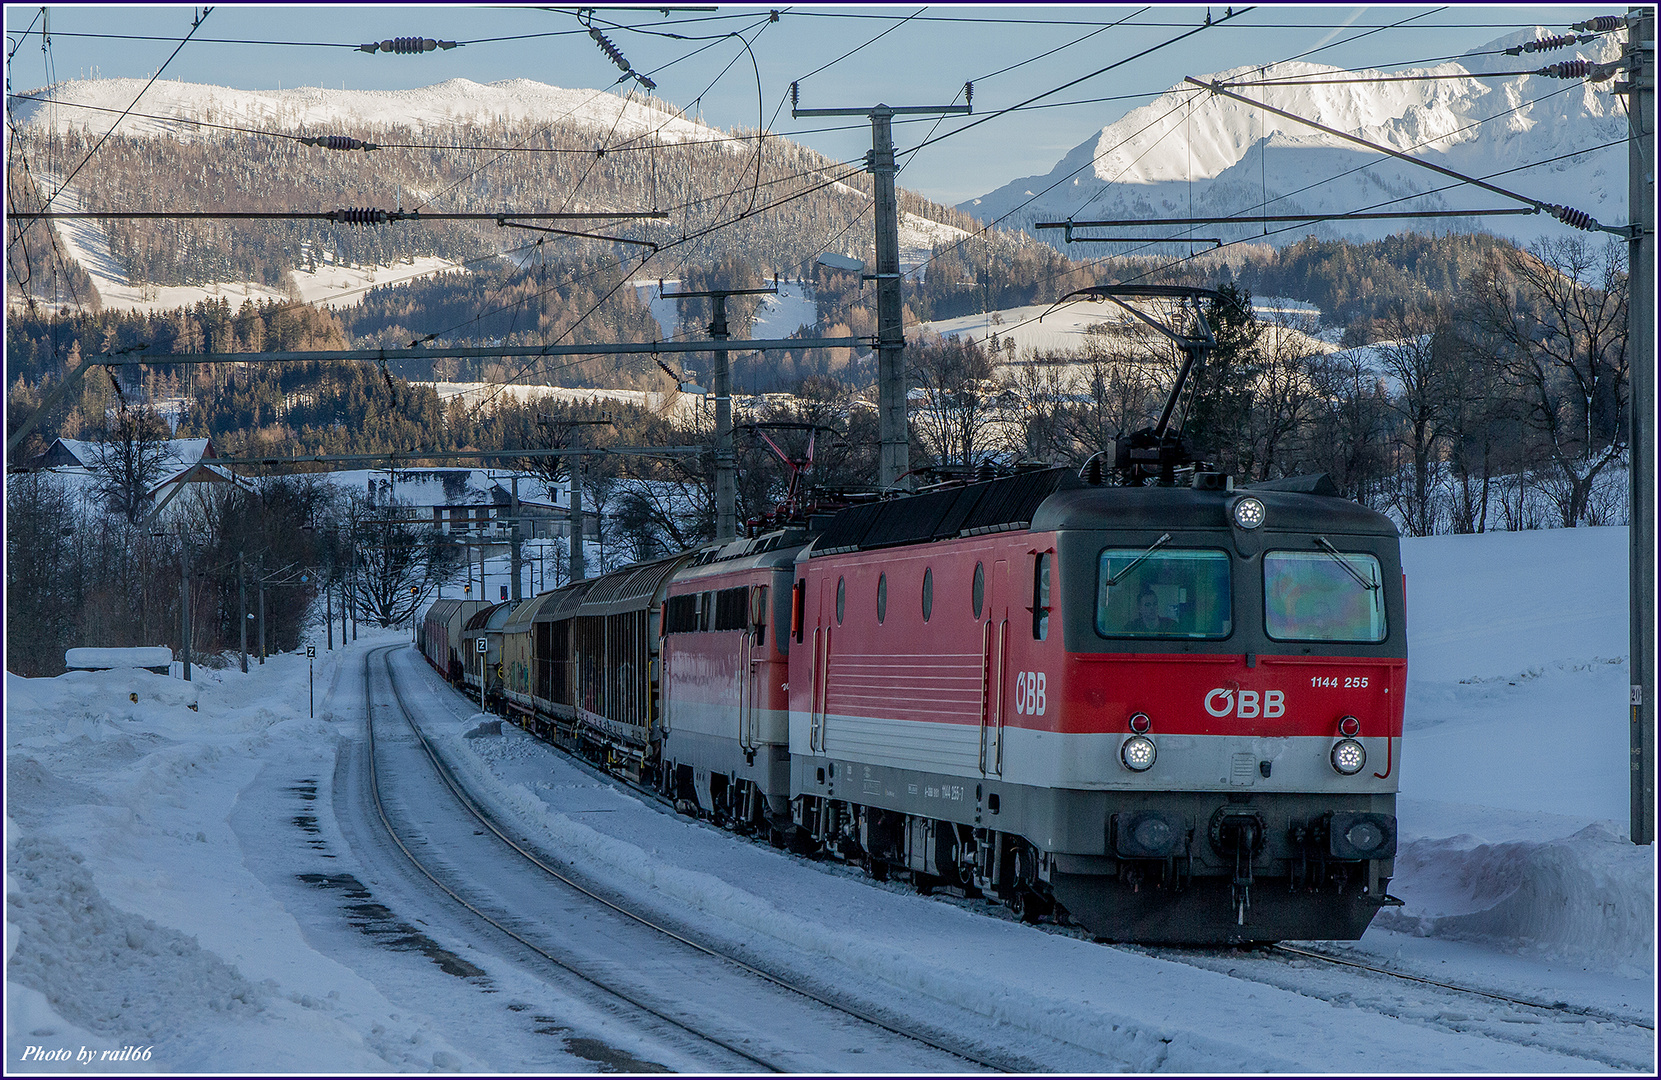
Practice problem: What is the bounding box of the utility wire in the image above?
[13,6,213,231]
[778,12,1576,29]
[899,7,1249,159]
[1267,4,1444,69]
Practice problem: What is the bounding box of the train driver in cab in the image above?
[1133,584,1179,634]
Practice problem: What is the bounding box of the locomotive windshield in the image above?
[1263,550,1387,642]
[1096,548,1231,639]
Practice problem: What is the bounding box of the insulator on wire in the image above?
[964,81,973,110]
[299,135,378,152]
[1545,203,1597,230]
[634,71,656,91]
[358,37,456,54]
[1538,59,1590,79]
[330,208,391,226]
[589,27,629,72]
[1571,15,1624,32]
[1506,33,1580,55]
[790,81,799,110]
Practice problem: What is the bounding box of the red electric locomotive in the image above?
[784,466,1404,944]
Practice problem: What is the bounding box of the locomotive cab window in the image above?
[1096,548,1231,639]
[1264,550,1386,642]
[1033,553,1051,640]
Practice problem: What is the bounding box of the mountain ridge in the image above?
[959,27,1629,250]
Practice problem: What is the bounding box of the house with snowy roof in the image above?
[332,467,591,541]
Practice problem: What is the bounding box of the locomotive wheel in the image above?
[862,856,890,882]
[1009,888,1049,924]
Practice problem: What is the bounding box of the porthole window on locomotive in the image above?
[1033,553,1052,640]
[836,576,845,624]
[1096,548,1231,639]
[876,573,888,623]
[921,567,934,621]
[972,562,985,618]
[1263,550,1386,642]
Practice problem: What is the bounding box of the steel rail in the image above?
[1269,943,1656,1031]
[377,645,1018,1073]
[361,645,786,1073]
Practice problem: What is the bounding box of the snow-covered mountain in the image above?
[960,29,1629,249]
[8,76,723,146]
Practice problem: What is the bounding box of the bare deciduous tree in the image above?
[347,495,454,627]
[1471,237,1628,527]
[909,336,1000,467]
[1372,305,1449,536]
[90,403,172,524]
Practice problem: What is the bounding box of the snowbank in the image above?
[5,649,488,1072]
[63,648,174,672]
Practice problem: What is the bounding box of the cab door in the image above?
[980,559,1009,776]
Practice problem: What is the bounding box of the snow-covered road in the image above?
[6,526,1655,1072]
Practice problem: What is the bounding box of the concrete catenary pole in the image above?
[711,293,736,541]
[180,535,192,682]
[1625,5,1656,845]
[869,105,907,491]
[510,473,523,603]
[238,551,248,673]
[792,94,970,490]
[258,564,267,664]
[569,458,585,582]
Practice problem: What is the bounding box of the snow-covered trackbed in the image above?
[363,645,1019,1073]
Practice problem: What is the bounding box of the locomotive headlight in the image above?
[1346,819,1383,851]
[1330,738,1367,775]
[1232,496,1266,530]
[1120,735,1156,771]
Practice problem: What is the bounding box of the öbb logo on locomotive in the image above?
[1013,671,1047,716]
[1203,687,1286,718]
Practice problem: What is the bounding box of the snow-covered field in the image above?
[917,294,1336,362]
[6,526,1654,1071]
[27,169,471,315]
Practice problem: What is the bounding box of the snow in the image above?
[917,294,1334,360]
[964,29,1628,250]
[6,525,1654,1069]
[27,168,471,315]
[629,277,820,341]
[62,648,173,671]
[13,77,722,148]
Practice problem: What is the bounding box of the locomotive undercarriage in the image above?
[786,758,1401,945]
[466,661,1399,945]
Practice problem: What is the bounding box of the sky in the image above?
[2,4,1621,205]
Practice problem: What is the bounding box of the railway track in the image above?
[364,645,1036,1074]
[1123,941,1655,1071]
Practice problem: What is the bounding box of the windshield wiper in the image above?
[1314,536,1379,591]
[1107,533,1172,586]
